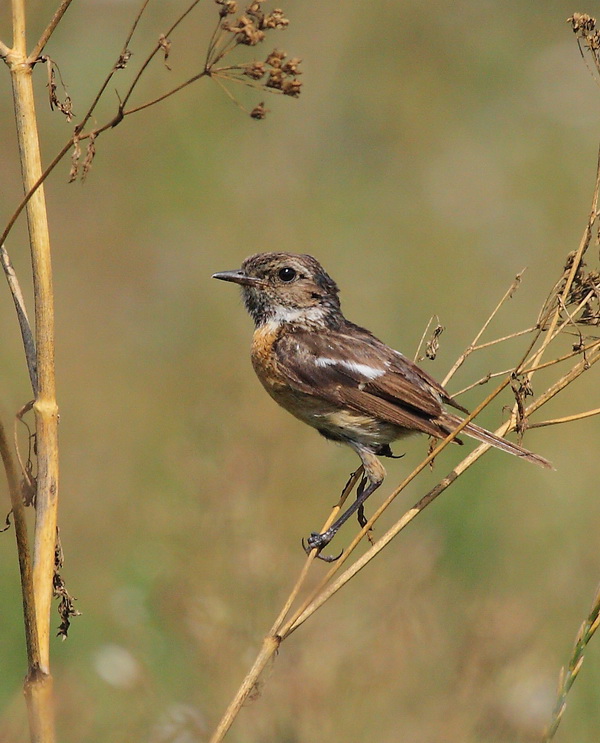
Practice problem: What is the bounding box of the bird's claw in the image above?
[302,532,343,562]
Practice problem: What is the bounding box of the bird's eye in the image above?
[278,266,297,282]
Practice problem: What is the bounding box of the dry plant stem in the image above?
[208,468,363,743]
[442,270,525,387]
[0,415,53,743]
[455,337,600,396]
[413,315,436,361]
[211,337,599,741]
[208,636,281,743]
[528,407,600,428]
[0,0,152,250]
[121,0,203,110]
[282,378,514,637]
[472,326,536,352]
[285,345,600,635]
[269,466,363,634]
[6,1,59,740]
[10,47,59,676]
[74,0,152,136]
[28,0,74,62]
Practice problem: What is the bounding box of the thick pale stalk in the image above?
[11,55,59,676]
[8,49,58,743]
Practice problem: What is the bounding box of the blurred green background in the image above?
[1,1,600,741]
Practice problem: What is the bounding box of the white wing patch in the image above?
[314,357,386,380]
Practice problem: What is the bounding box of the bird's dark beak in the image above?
[212,269,265,287]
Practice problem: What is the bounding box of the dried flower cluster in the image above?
[538,250,600,334]
[209,0,302,117]
[568,13,600,69]
[564,255,600,326]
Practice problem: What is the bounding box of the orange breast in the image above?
[251,321,285,392]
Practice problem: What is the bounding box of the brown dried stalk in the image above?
[2,0,64,740]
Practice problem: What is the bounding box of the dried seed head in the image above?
[266,68,284,89]
[568,13,597,35]
[266,49,286,68]
[215,0,238,17]
[238,16,266,45]
[263,9,289,29]
[243,61,266,79]
[250,102,268,119]
[282,78,302,97]
[281,57,302,75]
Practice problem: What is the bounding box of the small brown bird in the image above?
[213,252,550,554]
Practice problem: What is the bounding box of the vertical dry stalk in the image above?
[4,1,60,740]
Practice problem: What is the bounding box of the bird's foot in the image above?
[302,529,343,562]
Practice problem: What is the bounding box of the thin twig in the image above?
[212,74,248,113]
[76,0,152,136]
[453,339,600,397]
[120,70,207,117]
[281,375,517,638]
[204,14,223,69]
[28,0,75,63]
[120,0,203,110]
[471,326,536,352]
[528,408,600,429]
[270,466,363,635]
[413,316,435,362]
[452,368,512,397]
[208,468,363,743]
[442,270,525,387]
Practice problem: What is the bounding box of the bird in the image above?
[213,252,551,556]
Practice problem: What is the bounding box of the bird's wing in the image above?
[274,328,461,439]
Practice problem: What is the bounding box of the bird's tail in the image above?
[441,414,552,470]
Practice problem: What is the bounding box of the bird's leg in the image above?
[305,444,385,555]
[305,477,382,552]
[355,476,377,545]
[356,476,368,527]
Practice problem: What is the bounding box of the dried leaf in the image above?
[69,135,81,183]
[158,34,172,70]
[114,49,132,70]
[81,133,96,182]
[426,325,444,361]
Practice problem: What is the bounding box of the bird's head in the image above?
[213,252,341,327]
